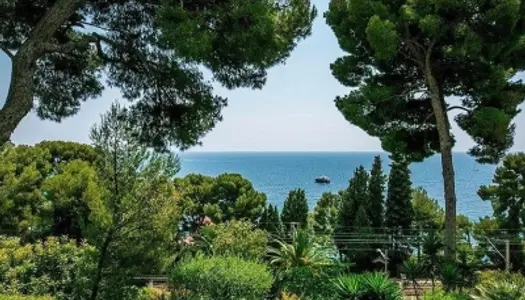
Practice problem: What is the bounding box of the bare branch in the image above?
[447,106,472,114]
[0,46,14,59]
[425,105,472,123]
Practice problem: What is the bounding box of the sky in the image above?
[1,0,524,152]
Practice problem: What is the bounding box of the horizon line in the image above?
[180,150,472,153]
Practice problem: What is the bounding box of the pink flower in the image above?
[183,235,194,246]
[202,216,213,226]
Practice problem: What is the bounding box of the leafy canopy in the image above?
[0,0,317,148]
[174,173,267,231]
[325,0,525,163]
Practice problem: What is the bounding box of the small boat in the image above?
[315,176,330,184]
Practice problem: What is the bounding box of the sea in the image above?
[177,152,497,220]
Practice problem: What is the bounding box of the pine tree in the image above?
[368,155,386,229]
[336,166,370,264]
[385,155,413,231]
[313,193,341,235]
[281,189,309,229]
[260,204,284,237]
[338,166,369,230]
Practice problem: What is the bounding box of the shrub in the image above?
[200,220,268,261]
[136,287,170,300]
[170,256,273,299]
[423,290,470,300]
[334,272,402,300]
[472,271,525,300]
[278,266,341,300]
[0,236,96,300]
[0,296,54,300]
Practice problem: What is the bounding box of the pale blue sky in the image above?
[1,0,524,152]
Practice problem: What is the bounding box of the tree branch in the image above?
[447,106,472,114]
[0,46,14,59]
[424,106,472,123]
[41,34,97,54]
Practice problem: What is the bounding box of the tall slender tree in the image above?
[368,155,386,228]
[313,192,341,235]
[260,204,284,237]
[88,102,180,300]
[336,166,370,264]
[385,155,413,231]
[281,189,309,229]
[325,0,525,258]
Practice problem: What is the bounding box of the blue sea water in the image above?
[177,152,497,220]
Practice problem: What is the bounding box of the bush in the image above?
[334,272,402,300]
[136,287,170,300]
[0,236,96,300]
[170,256,273,299]
[199,220,268,261]
[279,266,341,300]
[0,296,53,300]
[423,290,470,300]
[472,271,525,300]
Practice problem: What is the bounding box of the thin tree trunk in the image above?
[90,229,114,300]
[424,62,457,260]
[0,0,85,146]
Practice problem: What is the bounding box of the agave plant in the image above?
[334,272,402,300]
[334,274,362,299]
[267,229,334,268]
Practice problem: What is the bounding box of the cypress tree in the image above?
[385,155,413,231]
[281,189,309,229]
[336,166,370,264]
[313,192,341,235]
[385,154,413,275]
[338,166,369,230]
[368,155,386,229]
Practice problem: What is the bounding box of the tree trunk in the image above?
[0,54,35,145]
[90,229,114,300]
[424,64,457,260]
[0,0,86,146]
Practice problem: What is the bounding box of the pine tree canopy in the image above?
[0,0,317,148]
[325,0,525,163]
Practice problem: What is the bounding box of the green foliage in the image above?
[385,155,413,230]
[87,103,182,299]
[0,0,317,149]
[312,193,341,235]
[336,166,376,270]
[0,236,96,300]
[170,256,273,299]
[423,290,470,300]
[174,173,267,231]
[268,229,334,268]
[334,272,403,300]
[412,188,444,230]
[260,204,284,237]
[0,141,101,240]
[473,271,525,300]
[278,266,340,300]
[136,287,170,300]
[0,296,54,300]
[200,220,268,261]
[281,189,309,228]
[478,153,525,271]
[368,156,386,228]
